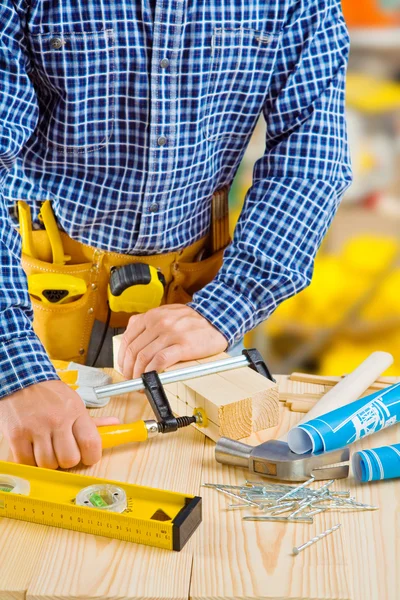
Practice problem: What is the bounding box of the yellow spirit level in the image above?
[0,461,201,551]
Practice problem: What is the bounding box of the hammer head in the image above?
[215,438,350,482]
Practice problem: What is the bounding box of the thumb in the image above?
[92,416,120,427]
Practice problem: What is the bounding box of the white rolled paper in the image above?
[280,351,394,444]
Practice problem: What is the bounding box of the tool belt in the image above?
[20,189,230,364]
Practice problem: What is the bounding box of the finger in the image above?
[118,316,145,369]
[92,416,120,427]
[32,435,59,470]
[9,439,36,466]
[132,333,172,378]
[144,344,184,374]
[72,414,102,466]
[52,427,81,469]
[122,328,159,379]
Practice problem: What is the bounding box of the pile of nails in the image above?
[203,477,378,523]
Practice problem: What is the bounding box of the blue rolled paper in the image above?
[353,444,400,482]
[288,382,400,455]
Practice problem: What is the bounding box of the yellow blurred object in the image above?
[346,74,400,114]
[341,235,398,275]
[320,337,400,377]
[359,151,377,174]
[265,234,400,368]
[361,270,400,321]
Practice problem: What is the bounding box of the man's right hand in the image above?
[0,380,119,469]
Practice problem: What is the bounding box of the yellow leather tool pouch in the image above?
[166,246,226,304]
[21,230,98,364]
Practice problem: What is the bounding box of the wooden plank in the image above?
[0,370,205,600]
[0,431,52,600]
[191,376,400,600]
[1,374,398,599]
[287,400,316,413]
[290,372,395,388]
[191,408,352,600]
[341,412,400,600]
[113,335,279,442]
[279,375,394,414]
[279,392,322,401]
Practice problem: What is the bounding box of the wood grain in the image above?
[0,370,206,600]
[191,378,400,600]
[191,410,352,600]
[0,373,399,599]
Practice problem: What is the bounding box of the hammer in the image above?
[215,352,394,481]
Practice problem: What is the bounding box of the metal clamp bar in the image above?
[94,354,250,400]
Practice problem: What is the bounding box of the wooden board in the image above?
[277,373,395,414]
[290,372,397,387]
[0,374,399,599]
[191,395,400,600]
[0,370,206,600]
[112,335,279,441]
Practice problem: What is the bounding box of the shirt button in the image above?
[50,37,64,49]
[148,203,159,213]
[159,58,169,69]
[157,136,167,146]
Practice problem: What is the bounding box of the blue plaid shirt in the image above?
[0,0,352,398]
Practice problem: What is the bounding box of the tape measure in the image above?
[107,263,166,313]
[0,461,201,551]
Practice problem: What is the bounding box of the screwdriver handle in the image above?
[99,421,149,449]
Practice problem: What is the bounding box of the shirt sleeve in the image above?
[0,2,58,398]
[189,0,353,348]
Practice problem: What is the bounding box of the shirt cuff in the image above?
[188,281,261,349]
[0,334,59,399]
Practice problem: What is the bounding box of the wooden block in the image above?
[279,391,323,402]
[113,334,279,442]
[290,371,394,389]
[290,372,343,385]
[288,401,315,413]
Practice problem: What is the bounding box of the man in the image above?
[0,0,352,470]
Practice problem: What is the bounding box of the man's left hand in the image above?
[118,304,228,379]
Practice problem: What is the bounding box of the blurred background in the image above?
[233,0,400,376]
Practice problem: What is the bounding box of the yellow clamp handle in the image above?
[98,421,149,449]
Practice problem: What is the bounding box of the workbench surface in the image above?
[0,371,399,600]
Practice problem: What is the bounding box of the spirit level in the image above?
[0,461,201,551]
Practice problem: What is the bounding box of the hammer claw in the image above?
[311,465,350,480]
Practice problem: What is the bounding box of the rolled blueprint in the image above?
[288,382,400,455]
[353,443,400,482]
[280,351,393,443]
